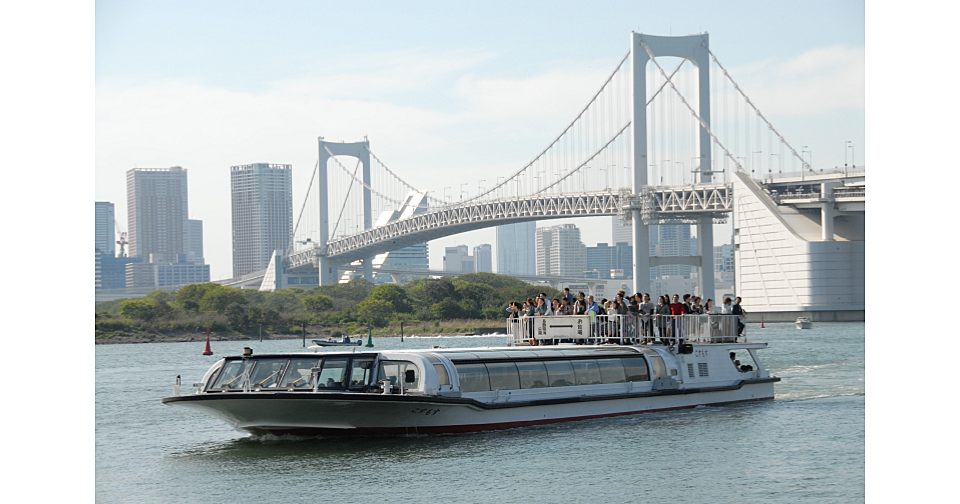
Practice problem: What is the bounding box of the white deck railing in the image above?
[506,314,743,346]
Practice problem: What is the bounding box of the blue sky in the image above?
[94,0,865,279]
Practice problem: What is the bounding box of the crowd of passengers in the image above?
[505,288,747,344]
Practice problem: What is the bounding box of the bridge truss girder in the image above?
[285,185,733,272]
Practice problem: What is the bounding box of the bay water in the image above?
[96,322,864,503]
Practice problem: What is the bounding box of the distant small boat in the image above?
[312,336,362,347]
[795,317,813,329]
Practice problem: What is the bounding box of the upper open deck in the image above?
[507,314,743,346]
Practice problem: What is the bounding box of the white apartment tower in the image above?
[536,224,586,277]
[230,163,293,277]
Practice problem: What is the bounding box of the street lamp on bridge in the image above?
[770,153,781,177]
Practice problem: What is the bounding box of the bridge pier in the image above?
[632,211,650,294]
[696,216,716,301]
[317,138,374,285]
[820,181,839,241]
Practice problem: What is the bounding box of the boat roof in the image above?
[217,342,769,360]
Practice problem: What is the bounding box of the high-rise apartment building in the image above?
[126,166,189,261]
[496,221,536,275]
[536,224,586,277]
[473,244,493,273]
[95,202,115,256]
[230,163,293,277]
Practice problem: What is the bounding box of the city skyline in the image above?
[95,1,864,280]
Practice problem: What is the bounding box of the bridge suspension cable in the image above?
[535,121,632,195]
[330,157,363,240]
[707,49,811,171]
[289,158,320,254]
[463,50,631,203]
[639,41,744,173]
[323,145,404,207]
[365,145,446,207]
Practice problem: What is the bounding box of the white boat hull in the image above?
[166,379,776,435]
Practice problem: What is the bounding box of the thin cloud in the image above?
[726,45,864,116]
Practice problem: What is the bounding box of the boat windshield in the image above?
[250,359,288,389]
[209,360,255,391]
[279,358,320,389]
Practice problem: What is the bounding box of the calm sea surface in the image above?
[96,322,864,503]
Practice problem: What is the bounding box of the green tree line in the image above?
[95,273,560,338]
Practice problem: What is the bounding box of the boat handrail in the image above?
[506,314,744,346]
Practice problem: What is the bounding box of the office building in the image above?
[188,219,204,263]
[536,224,586,277]
[586,242,634,279]
[443,245,475,273]
[473,244,493,273]
[126,254,209,289]
[95,202,115,256]
[126,166,190,261]
[654,224,693,278]
[230,163,293,277]
[97,252,141,290]
[496,221,536,275]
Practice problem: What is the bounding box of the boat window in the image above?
[516,360,549,389]
[349,358,376,389]
[378,360,421,390]
[571,359,602,385]
[455,363,490,392]
[317,358,349,389]
[544,360,575,387]
[249,359,289,389]
[486,362,520,391]
[210,359,254,390]
[279,358,320,388]
[622,356,651,382]
[646,355,666,379]
[596,358,627,384]
[433,364,450,386]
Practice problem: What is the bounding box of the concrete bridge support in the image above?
[630,32,716,298]
[317,139,373,284]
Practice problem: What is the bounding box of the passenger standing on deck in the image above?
[563,288,575,305]
[721,297,733,314]
[732,297,746,338]
[606,301,619,342]
[586,295,600,314]
[639,293,656,343]
[670,295,685,345]
[656,295,671,344]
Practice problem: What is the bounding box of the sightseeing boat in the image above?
[162,314,778,435]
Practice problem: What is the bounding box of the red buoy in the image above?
[202,326,213,355]
[760,316,765,329]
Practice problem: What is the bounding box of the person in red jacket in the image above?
[669,294,684,345]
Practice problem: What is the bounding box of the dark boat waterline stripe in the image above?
[254,396,776,436]
[162,377,780,410]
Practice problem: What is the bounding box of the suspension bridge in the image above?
[222,32,865,302]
